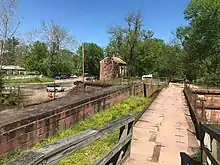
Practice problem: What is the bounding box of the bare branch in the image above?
[39,20,76,51]
[0,0,20,70]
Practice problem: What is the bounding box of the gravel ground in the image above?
[21,78,81,106]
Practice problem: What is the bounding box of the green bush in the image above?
[1,89,23,106]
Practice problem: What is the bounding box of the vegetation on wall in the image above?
[41,96,148,165]
[0,96,148,165]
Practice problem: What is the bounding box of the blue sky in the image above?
[18,0,189,47]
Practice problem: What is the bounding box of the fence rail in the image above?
[7,115,135,165]
[200,123,220,165]
[183,83,201,139]
[3,75,43,80]
[184,82,220,164]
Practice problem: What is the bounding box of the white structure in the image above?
[142,74,153,81]
[2,65,26,75]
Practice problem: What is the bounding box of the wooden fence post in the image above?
[144,83,147,98]
[126,121,134,157]
[200,122,204,164]
[201,99,206,121]
[119,125,126,140]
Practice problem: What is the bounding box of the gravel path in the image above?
[125,83,198,165]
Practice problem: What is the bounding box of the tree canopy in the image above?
[77,43,104,76]
[176,0,220,83]
[1,0,219,85]
[106,11,184,79]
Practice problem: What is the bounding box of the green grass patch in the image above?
[4,76,53,84]
[58,130,120,165]
[0,150,21,165]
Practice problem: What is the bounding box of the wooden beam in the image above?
[192,89,220,95]
[94,134,132,165]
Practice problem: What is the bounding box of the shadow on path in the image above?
[180,152,200,165]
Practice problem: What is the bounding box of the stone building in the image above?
[100,56,127,81]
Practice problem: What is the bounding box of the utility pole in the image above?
[82,42,85,84]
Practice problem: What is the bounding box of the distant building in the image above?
[2,65,26,75]
[100,56,127,81]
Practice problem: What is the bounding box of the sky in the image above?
[18,0,189,47]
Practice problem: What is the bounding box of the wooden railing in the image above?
[183,83,201,139]
[184,83,220,164]
[7,115,135,165]
[200,123,220,165]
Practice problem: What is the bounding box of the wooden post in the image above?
[53,80,55,100]
[144,83,147,98]
[200,123,204,164]
[126,121,134,157]
[119,125,126,140]
[201,99,205,121]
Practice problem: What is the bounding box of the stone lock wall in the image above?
[203,95,220,123]
[0,84,146,155]
[192,94,220,123]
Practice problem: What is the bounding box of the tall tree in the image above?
[108,11,155,76]
[4,37,19,64]
[77,43,104,76]
[25,41,49,75]
[176,0,220,82]
[37,21,77,76]
[14,43,29,67]
[0,0,20,66]
[40,21,76,52]
[124,11,142,76]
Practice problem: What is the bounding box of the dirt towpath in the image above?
[125,83,198,165]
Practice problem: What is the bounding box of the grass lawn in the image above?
[4,76,53,84]
[0,96,149,165]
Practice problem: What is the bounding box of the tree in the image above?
[108,25,125,56]
[39,21,77,76]
[25,42,81,76]
[108,11,155,76]
[77,43,104,76]
[14,43,29,67]
[0,0,20,93]
[4,37,19,64]
[124,11,143,76]
[40,21,76,52]
[135,38,165,77]
[176,0,220,82]
[22,21,77,76]
[0,0,20,66]
[25,41,49,75]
